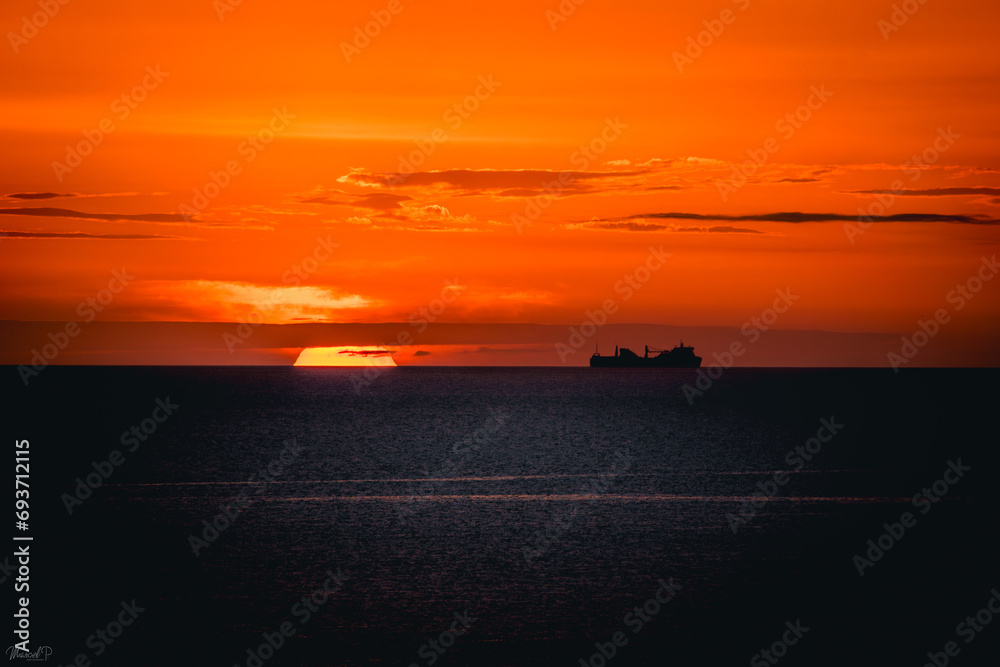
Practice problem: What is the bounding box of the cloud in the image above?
[200,281,371,311]
[302,191,413,210]
[4,192,74,200]
[0,207,193,224]
[417,204,450,216]
[329,160,1000,210]
[574,220,765,234]
[846,187,1000,197]
[340,348,392,357]
[132,280,376,324]
[0,205,261,228]
[318,161,1000,233]
[337,167,652,196]
[3,192,167,201]
[0,230,178,240]
[599,211,1000,225]
[677,225,767,234]
[582,221,672,232]
[412,350,432,356]
[329,200,499,232]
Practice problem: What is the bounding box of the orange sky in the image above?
[2,0,999,365]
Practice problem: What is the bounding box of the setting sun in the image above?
[293,346,397,367]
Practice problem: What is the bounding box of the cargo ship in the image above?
[589,342,702,368]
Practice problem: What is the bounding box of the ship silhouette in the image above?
[589,341,702,368]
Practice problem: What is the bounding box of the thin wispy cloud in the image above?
[2,192,166,201]
[336,166,669,198]
[3,192,74,200]
[575,221,766,234]
[846,187,1000,197]
[301,191,414,210]
[1,230,178,240]
[598,211,1000,225]
[0,206,249,227]
[339,167,646,190]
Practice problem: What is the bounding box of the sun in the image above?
[293,346,398,367]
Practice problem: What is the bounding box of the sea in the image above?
[8,367,998,666]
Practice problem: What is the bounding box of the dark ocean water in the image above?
[7,367,998,666]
